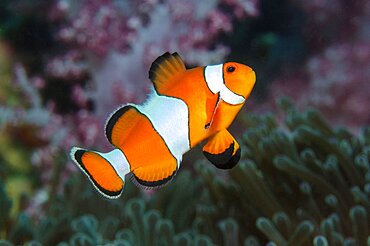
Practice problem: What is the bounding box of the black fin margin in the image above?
[90,177,123,199]
[217,147,241,169]
[73,149,85,166]
[148,52,184,90]
[203,142,234,166]
[203,142,241,169]
[105,105,134,144]
[148,52,172,83]
[130,169,177,190]
[72,149,122,198]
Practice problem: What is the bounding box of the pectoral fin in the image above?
[202,129,241,169]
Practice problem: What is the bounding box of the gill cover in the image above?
[204,64,245,105]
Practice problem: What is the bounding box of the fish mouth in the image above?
[248,69,256,82]
[244,66,256,80]
[242,69,256,98]
[242,70,256,85]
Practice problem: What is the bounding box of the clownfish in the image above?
[70,52,256,198]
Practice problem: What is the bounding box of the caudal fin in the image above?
[70,147,130,199]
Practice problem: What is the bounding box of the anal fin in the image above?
[202,129,241,169]
[131,159,178,190]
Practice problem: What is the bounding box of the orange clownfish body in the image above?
[70,52,256,198]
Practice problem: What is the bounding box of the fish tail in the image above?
[70,147,130,199]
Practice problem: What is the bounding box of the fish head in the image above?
[222,62,256,103]
[203,62,256,131]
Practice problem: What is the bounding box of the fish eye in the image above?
[227,66,236,73]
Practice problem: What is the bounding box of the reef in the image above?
[0,0,260,200]
[1,99,369,245]
[0,0,369,245]
[250,0,370,130]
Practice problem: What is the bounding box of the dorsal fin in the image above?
[148,52,186,93]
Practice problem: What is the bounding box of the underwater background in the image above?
[0,0,369,245]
